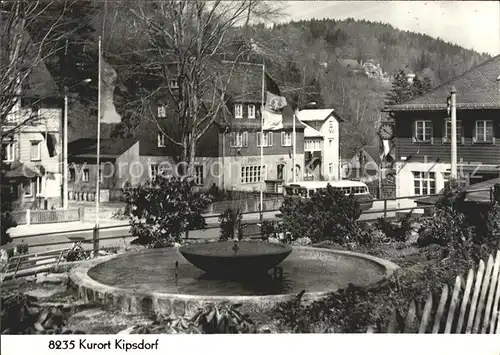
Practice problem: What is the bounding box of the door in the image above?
[277,163,285,180]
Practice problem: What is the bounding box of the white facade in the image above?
[2,100,63,208]
[298,109,341,180]
[221,154,305,192]
[395,161,451,198]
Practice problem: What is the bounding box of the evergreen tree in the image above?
[385,70,413,106]
[411,75,432,97]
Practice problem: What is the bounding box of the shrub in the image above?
[374,211,414,242]
[418,206,472,249]
[123,177,212,248]
[0,293,85,334]
[260,220,279,241]
[272,255,475,333]
[219,208,244,241]
[129,303,256,334]
[279,185,362,244]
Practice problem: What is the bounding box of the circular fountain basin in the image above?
[179,241,293,276]
[69,246,399,317]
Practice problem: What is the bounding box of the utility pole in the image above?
[450,86,457,180]
[63,87,68,209]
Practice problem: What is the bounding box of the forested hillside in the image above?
[36,1,491,158]
[247,18,491,157]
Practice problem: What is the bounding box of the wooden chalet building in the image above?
[384,55,500,199]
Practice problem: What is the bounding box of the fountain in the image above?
[178,240,293,276]
[70,239,399,318]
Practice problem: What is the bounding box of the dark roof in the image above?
[416,177,499,206]
[384,55,500,112]
[68,138,138,159]
[222,61,264,102]
[464,177,499,203]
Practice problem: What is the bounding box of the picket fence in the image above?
[366,250,500,333]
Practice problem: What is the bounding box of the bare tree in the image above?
[0,1,78,243]
[0,1,76,140]
[125,0,282,176]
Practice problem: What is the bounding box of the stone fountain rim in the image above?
[69,246,400,304]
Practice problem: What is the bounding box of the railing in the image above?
[5,187,495,258]
[10,207,84,225]
[367,250,500,334]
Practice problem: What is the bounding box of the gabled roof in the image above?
[384,54,499,112]
[68,137,137,159]
[303,123,322,138]
[297,108,344,122]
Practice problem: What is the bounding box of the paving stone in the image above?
[24,285,67,300]
[36,273,69,285]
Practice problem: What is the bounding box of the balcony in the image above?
[304,139,322,152]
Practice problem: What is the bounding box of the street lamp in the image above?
[63,78,91,209]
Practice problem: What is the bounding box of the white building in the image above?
[297,109,343,181]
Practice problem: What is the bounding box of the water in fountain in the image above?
[87,243,388,296]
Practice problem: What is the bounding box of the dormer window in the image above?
[248,104,256,119]
[169,80,179,89]
[158,105,167,118]
[234,104,243,118]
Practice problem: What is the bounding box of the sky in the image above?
[281,1,500,56]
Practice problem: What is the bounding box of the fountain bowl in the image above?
[178,241,293,276]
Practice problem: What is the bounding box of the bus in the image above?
[283,180,374,211]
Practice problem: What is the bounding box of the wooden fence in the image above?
[367,250,500,333]
[11,208,83,225]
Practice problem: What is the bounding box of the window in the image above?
[30,141,41,161]
[329,139,333,147]
[194,165,204,185]
[158,133,166,147]
[329,163,333,175]
[414,120,433,143]
[35,176,43,197]
[444,119,463,143]
[474,120,494,143]
[69,167,75,182]
[150,164,159,179]
[234,104,243,118]
[169,80,179,89]
[248,104,256,119]
[98,168,103,183]
[23,180,33,197]
[257,132,273,147]
[230,132,248,147]
[413,171,436,195]
[305,139,321,151]
[281,132,292,146]
[329,120,334,134]
[240,165,265,184]
[157,105,167,118]
[82,168,89,182]
[2,142,14,162]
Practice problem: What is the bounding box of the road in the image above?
[11,200,420,254]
